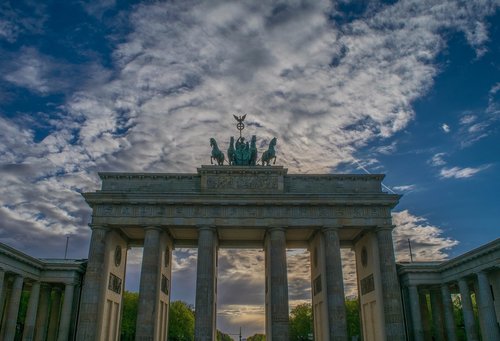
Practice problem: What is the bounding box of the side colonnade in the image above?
[399,238,500,341]
[0,242,85,341]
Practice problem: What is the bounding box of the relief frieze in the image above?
[206,175,279,190]
[95,204,390,219]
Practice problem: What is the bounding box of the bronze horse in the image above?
[227,136,236,165]
[210,138,225,165]
[261,137,277,166]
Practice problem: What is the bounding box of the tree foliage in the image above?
[289,303,313,341]
[345,297,361,339]
[217,330,234,341]
[168,300,195,341]
[121,291,139,340]
[247,334,266,341]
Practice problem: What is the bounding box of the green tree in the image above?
[289,303,313,341]
[168,300,195,341]
[345,297,361,339]
[217,330,234,341]
[121,291,139,341]
[247,334,266,341]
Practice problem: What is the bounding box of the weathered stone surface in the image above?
[376,227,406,340]
[194,227,218,341]
[265,228,289,341]
[323,227,348,341]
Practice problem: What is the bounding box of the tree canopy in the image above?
[121,291,139,340]
[168,300,195,341]
[289,303,313,341]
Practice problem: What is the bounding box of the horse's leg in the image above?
[273,156,276,165]
[211,156,214,165]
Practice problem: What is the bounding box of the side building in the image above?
[398,238,500,341]
[0,242,86,341]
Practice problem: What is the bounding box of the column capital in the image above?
[268,226,286,233]
[144,225,163,232]
[89,223,110,231]
[322,225,341,232]
[376,224,396,231]
[476,269,490,276]
[196,224,216,231]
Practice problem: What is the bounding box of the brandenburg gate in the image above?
[76,117,406,340]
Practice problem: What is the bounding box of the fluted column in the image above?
[430,288,445,341]
[376,226,406,340]
[76,225,109,340]
[266,227,289,341]
[3,274,24,341]
[476,271,500,341]
[47,286,62,340]
[136,226,163,340]
[440,283,457,341]
[194,226,218,341]
[323,226,347,340]
[34,283,52,341]
[408,285,424,341]
[419,292,432,340]
[0,269,5,326]
[57,283,75,341]
[23,281,41,341]
[457,278,479,341]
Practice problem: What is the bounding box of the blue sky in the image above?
[1,0,499,336]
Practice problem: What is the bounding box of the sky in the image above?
[1,0,499,337]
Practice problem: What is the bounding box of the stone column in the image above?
[136,226,163,340]
[194,226,218,341]
[57,283,75,341]
[34,283,52,341]
[265,227,289,341]
[419,291,432,340]
[323,226,347,340]
[440,283,457,341]
[376,226,406,340]
[430,288,445,341]
[76,225,109,340]
[22,281,41,341]
[408,285,424,341]
[457,278,479,341]
[47,286,62,340]
[3,274,24,341]
[476,271,500,341]
[0,269,5,326]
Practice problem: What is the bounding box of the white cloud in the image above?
[441,123,450,133]
[439,165,490,179]
[460,114,477,125]
[429,152,447,167]
[392,210,458,262]
[393,184,416,192]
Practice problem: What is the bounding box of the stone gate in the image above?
[76,165,406,341]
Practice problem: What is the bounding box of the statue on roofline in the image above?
[209,114,277,166]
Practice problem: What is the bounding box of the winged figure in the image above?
[233,114,246,123]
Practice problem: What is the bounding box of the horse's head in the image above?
[210,138,216,147]
[270,137,277,147]
[229,136,234,145]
